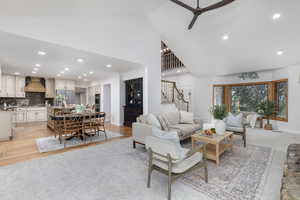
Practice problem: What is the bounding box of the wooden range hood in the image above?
[24,77,46,93]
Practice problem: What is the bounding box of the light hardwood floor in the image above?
[0,122,132,167]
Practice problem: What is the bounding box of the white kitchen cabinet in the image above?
[55,79,75,91]
[1,74,7,97]
[16,111,26,122]
[46,78,55,98]
[66,80,75,91]
[15,76,25,98]
[26,108,47,122]
[6,75,16,97]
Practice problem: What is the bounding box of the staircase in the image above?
[161,80,189,111]
[161,41,185,72]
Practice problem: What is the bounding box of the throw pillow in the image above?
[226,112,243,127]
[180,111,194,124]
[146,114,162,130]
[162,110,180,125]
[157,115,169,131]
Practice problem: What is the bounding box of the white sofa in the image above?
[132,107,203,148]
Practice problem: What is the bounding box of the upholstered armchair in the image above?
[146,135,208,200]
[225,112,250,147]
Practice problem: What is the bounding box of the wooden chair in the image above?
[59,114,84,148]
[146,135,208,200]
[83,112,98,137]
[93,112,107,139]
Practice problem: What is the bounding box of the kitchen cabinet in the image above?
[1,74,17,97]
[46,78,55,98]
[15,76,25,97]
[6,75,16,97]
[55,79,75,91]
[16,111,26,122]
[26,108,47,122]
[0,111,13,141]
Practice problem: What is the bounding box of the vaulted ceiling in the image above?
[0,0,299,77]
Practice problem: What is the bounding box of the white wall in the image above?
[287,65,300,134]
[91,74,121,126]
[164,73,213,122]
[103,84,111,121]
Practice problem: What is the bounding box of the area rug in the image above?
[36,131,122,153]
[134,138,273,200]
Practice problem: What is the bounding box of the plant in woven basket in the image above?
[256,100,277,130]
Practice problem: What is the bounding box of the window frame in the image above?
[212,79,288,122]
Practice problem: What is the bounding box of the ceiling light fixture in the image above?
[272,13,281,20]
[77,58,84,63]
[106,64,112,68]
[33,68,39,71]
[64,67,70,71]
[60,71,65,74]
[38,51,47,56]
[32,71,37,74]
[89,71,94,74]
[277,50,284,55]
[222,35,229,40]
[14,72,20,75]
[35,64,41,67]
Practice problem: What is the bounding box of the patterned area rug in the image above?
[36,131,122,153]
[135,138,273,200]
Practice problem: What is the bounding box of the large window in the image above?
[276,81,288,120]
[213,79,288,121]
[231,84,268,113]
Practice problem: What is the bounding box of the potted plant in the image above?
[256,100,277,130]
[211,104,228,135]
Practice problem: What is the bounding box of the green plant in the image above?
[256,100,277,125]
[211,104,228,120]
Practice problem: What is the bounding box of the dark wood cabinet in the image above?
[124,78,143,127]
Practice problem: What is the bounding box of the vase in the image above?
[215,120,226,135]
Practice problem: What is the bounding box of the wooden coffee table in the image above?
[191,131,234,166]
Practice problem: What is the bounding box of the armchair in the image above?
[146,135,208,200]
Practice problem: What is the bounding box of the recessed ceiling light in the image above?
[33,68,39,71]
[64,67,70,71]
[32,71,37,74]
[77,58,84,63]
[89,71,94,74]
[106,64,112,68]
[78,76,82,79]
[83,73,87,77]
[60,71,65,74]
[38,51,47,56]
[277,50,284,55]
[222,35,229,40]
[57,74,61,77]
[14,72,20,75]
[272,13,281,20]
[35,64,41,67]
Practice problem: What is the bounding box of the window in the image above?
[231,84,268,113]
[213,79,288,121]
[213,86,224,105]
[276,81,288,120]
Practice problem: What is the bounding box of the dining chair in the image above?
[94,112,107,139]
[59,114,84,148]
[83,112,98,137]
[146,135,208,200]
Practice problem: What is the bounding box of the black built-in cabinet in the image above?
[123,78,143,127]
